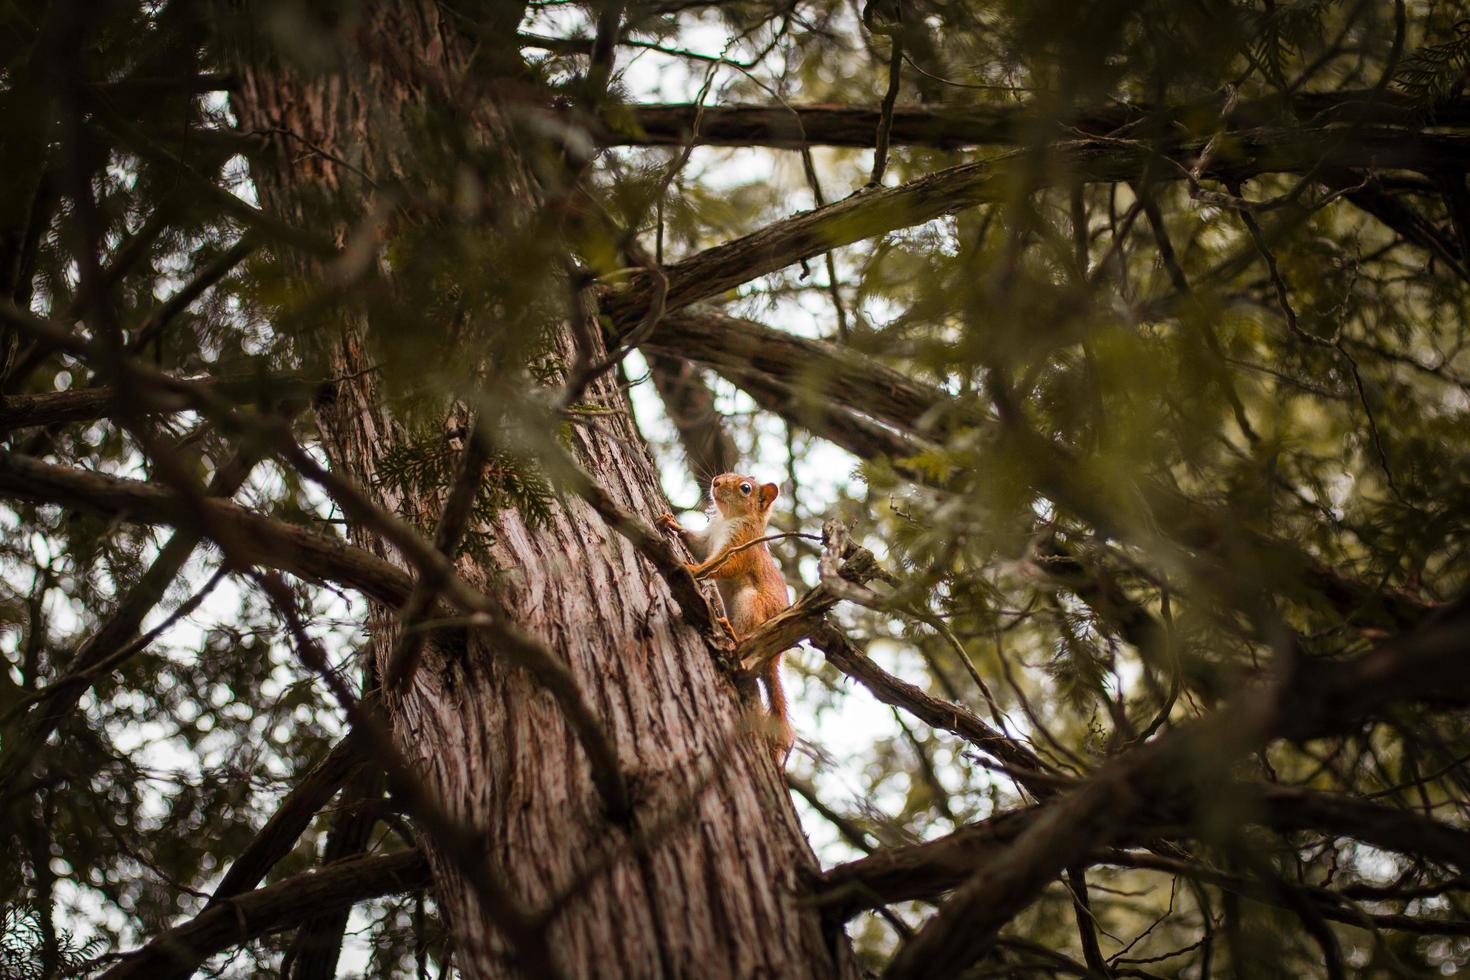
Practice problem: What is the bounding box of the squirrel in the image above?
[658,473,795,765]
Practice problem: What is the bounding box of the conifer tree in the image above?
[6,1,1470,977]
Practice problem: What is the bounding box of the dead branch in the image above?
[601,127,1470,329]
[98,851,430,980]
[209,735,367,903]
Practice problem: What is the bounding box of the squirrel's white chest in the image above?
[702,515,740,557]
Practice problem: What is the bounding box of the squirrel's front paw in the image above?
[656,513,682,532]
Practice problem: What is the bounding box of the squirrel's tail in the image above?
[762,654,795,767]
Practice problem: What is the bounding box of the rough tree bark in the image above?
[230,5,854,978]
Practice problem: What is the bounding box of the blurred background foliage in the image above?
[3,0,1470,976]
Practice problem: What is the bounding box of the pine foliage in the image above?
[0,905,107,979]
[1395,20,1470,108]
[375,429,558,564]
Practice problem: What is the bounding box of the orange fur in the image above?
[660,473,795,764]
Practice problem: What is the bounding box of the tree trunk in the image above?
[230,5,854,977]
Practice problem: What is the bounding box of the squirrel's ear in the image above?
[759,482,779,510]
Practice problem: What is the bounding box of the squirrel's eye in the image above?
[739,482,751,495]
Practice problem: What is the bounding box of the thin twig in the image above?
[817,521,1007,725]
[868,29,904,187]
[800,147,850,341]
[1134,183,1259,444]
[383,414,493,691]
[128,237,257,354]
[1230,179,1402,499]
[695,530,823,576]
[0,566,230,725]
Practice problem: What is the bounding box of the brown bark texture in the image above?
[230,5,854,978]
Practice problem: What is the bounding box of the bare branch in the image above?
[879,594,1470,977]
[127,237,258,353]
[210,735,366,903]
[867,32,904,187]
[642,308,1431,632]
[645,353,741,480]
[99,851,430,980]
[0,373,312,434]
[1064,866,1111,978]
[383,415,494,691]
[785,773,876,854]
[279,764,386,980]
[601,120,1470,332]
[588,92,1470,149]
[0,450,418,606]
[809,621,1054,797]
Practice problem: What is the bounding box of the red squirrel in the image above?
[658,474,794,765]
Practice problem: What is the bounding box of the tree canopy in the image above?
[6,0,1470,977]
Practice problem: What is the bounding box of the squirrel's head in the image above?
[709,472,778,520]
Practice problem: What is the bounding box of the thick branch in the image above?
[822,779,1470,924]
[879,595,1470,977]
[645,353,740,480]
[0,451,417,606]
[1103,849,1470,939]
[590,93,1470,149]
[602,127,1470,328]
[282,764,387,980]
[1321,168,1470,283]
[0,373,313,434]
[642,310,944,436]
[1261,784,1470,875]
[99,851,429,980]
[1274,593,1470,740]
[734,542,882,675]
[644,309,1431,632]
[0,386,118,432]
[0,451,256,793]
[816,806,1040,917]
